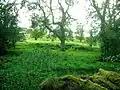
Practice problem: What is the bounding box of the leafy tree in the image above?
[0,1,20,55]
[30,29,45,40]
[27,0,77,51]
[87,32,98,47]
[26,28,33,34]
[65,29,73,41]
[75,23,84,42]
[30,14,47,40]
[87,22,99,47]
[88,0,120,58]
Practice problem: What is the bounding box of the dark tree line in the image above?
[0,1,22,56]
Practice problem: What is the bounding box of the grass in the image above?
[0,41,120,90]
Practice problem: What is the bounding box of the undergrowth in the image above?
[0,43,120,90]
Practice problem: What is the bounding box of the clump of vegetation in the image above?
[101,54,120,62]
[40,69,120,90]
[0,2,23,56]
[89,0,120,59]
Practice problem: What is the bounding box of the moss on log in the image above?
[40,69,120,90]
[91,68,120,90]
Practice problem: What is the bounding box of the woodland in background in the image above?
[0,0,120,89]
[0,0,120,60]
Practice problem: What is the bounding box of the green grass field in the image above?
[0,41,120,90]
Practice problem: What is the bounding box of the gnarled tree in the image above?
[27,0,76,51]
[88,0,120,58]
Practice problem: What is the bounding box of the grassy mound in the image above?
[40,69,120,90]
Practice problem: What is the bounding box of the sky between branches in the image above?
[10,0,104,36]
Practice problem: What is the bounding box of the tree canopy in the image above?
[0,1,21,55]
[87,0,120,58]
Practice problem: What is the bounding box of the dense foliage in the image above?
[1,43,120,90]
[30,30,45,40]
[88,0,120,61]
[0,2,21,56]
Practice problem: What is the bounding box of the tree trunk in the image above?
[60,26,65,51]
[12,39,15,48]
[0,40,6,56]
[35,37,37,40]
[90,43,92,47]
[60,38,65,51]
[99,17,106,56]
[79,39,82,42]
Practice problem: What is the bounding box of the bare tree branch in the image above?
[65,0,70,13]
[58,0,66,23]
[34,0,61,38]
[49,0,61,25]
[66,12,77,21]
[91,0,103,20]
[102,0,109,21]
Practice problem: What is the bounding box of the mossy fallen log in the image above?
[40,75,107,90]
[40,69,120,90]
[91,68,120,90]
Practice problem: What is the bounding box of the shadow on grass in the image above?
[7,50,23,56]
